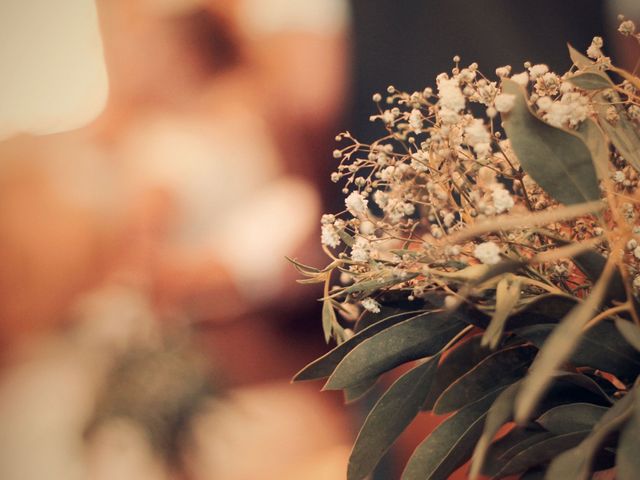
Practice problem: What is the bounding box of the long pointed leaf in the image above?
[469,382,520,479]
[293,310,425,381]
[402,389,504,480]
[617,388,640,480]
[434,345,536,414]
[347,356,439,480]
[514,264,614,423]
[482,275,522,349]
[501,78,600,205]
[422,334,493,411]
[546,391,635,480]
[325,311,466,390]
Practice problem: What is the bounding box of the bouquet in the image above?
[293,18,640,480]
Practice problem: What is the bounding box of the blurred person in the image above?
[0,1,354,479]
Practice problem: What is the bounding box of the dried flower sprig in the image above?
[294,18,640,480]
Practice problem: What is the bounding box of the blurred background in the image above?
[0,1,636,479]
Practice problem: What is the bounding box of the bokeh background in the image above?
[0,1,637,479]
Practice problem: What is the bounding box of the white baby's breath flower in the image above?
[511,72,529,86]
[409,108,424,132]
[494,93,516,113]
[345,191,368,215]
[474,241,502,265]
[359,220,375,236]
[495,65,512,77]
[321,224,340,248]
[361,297,381,313]
[587,36,604,59]
[437,77,466,112]
[618,20,636,36]
[351,237,371,262]
[373,190,388,208]
[528,64,549,79]
[491,184,515,214]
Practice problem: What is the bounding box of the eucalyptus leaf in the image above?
[546,391,635,480]
[322,298,336,343]
[521,468,546,480]
[347,356,439,480]
[616,388,640,480]
[482,428,554,477]
[338,228,355,247]
[402,389,504,480]
[501,78,600,205]
[480,375,612,477]
[469,382,520,479]
[567,72,613,90]
[434,345,537,414]
[324,311,467,390]
[422,334,493,411]
[482,274,522,349]
[514,265,613,423]
[493,430,589,477]
[576,119,610,182]
[536,403,607,435]
[568,43,596,70]
[344,377,378,404]
[570,250,626,304]
[595,89,640,173]
[293,310,427,382]
[615,318,640,352]
[515,321,640,384]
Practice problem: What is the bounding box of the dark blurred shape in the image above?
[349,0,605,140]
[87,343,215,466]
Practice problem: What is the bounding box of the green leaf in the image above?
[546,392,635,480]
[322,297,337,343]
[402,389,504,480]
[615,318,640,352]
[617,388,640,480]
[482,427,553,477]
[567,72,613,90]
[521,468,546,480]
[501,78,600,205]
[344,377,378,404]
[514,265,613,423]
[571,250,626,304]
[469,382,520,479]
[515,321,640,384]
[481,375,613,477]
[536,403,607,434]
[482,274,522,349]
[568,43,596,70]
[347,356,440,480]
[506,294,577,329]
[338,228,355,247]
[576,119,610,182]
[324,311,467,390]
[293,310,426,382]
[595,89,640,174]
[493,430,589,477]
[434,345,537,414]
[422,334,493,411]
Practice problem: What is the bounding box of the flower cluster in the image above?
[313,24,640,334]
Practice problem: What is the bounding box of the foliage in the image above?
[294,20,640,480]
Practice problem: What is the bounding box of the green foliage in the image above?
[295,39,640,479]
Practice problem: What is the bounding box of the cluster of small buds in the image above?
[317,36,640,321]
